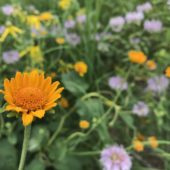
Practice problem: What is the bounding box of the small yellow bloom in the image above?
[0,25,23,42]
[165,67,170,78]
[56,37,65,45]
[146,60,157,70]
[58,0,71,10]
[2,71,64,126]
[133,140,144,152]
[27,15,41,29]
[74,61,88,77]
[30,46,43,63]
[39,12,53,21]
[148,136,158,149]
[59,97,69,108]
[128,50,147,64]
[79,120,90,129]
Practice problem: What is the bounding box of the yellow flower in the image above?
[39,12,53,21]
[133,140,144,152]
[58,0,71,10]
[2,71,64,126]
[30,46,43,63]
[27,15,41,29]
[74,61,88,77]
[128,50,147,64]
[146,60,157,70]
[59,97,69,108]
[165,67,170,78]
[56,37,65,45]
[148,136,158,149]
[79,120,90,129]
[0,25,23,42]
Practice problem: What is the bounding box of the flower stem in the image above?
[18,125,31,170]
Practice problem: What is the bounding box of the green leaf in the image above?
[120,113,135,129]
[26,158,45,170]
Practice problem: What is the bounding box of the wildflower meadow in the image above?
[0,0,170,170]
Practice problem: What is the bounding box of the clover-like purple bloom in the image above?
[66,33,80,46]
[125,11,144,23]
[2,4,14,16]
[109,16,125,32]
[108,76,128,91]
[132,101,149,117]
[144,20,163,33]
[2,50,20,64]
[76,15,86,24]
[136,2,152,13]
[146,75,169,93]
[64,19,76,29]
[100,145,132,170]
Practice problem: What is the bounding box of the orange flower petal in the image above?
[6,105,25,113]
[31,110,45,118]
[22,112,34,126]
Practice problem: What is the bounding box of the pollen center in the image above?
[14,87,46,111]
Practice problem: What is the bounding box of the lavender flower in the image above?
[64,19,76,29]
[66,33,80,46]
[146,75,169,93]
[108,76,128,91]
[132,101,149,116]
[0,26,5,34]
[136,2,152,13]
[125,11,144,23]
[76,15,86,24]
[109,16,125,32]
[100,145,132,170]
[144,20,163,33]
[2,4,14,16]
[2,50,20,64]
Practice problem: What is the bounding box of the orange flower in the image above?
[146,60,157,70]
[128,50,147,64]
[148,136,158,149]
[133,140,144,152]
[56,38,65,45]
[39,12,53,21]
[165,67,170,78]
[2,71,64,126]
[59,97,69,108]
[74,61,88,77]
[79,120,90,129]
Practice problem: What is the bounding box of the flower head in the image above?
[76,15,86,24]
[2,4,14,16]
[146,75,169,93]
[66,33,80,46]
[64,19,76,29]
[136,2,152,13]
[74,61,88,77]
[125,11,144,23]
[39,12,53,21]
[79,120,90,129]
[165,67,170,78]
[133,140,144,152]
[108,76,128,91]
[148,136,158,149]
[109,16,125,32]
[146,60,157,70]
[2,50,20,64]
[132,101,149,117]
[128,50,147,64]
[144,20,163,33]
[56,37,65,45]
[100,145,132,170]
[3,71,64,126]
[27,15,41,29]
[58,0,71,10]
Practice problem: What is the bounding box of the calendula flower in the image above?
[133,140,144,152]
[146,60,157,70]
[58,0,71,10]
[128,50,147,64]
[74,61,88,77]
[27,15,41,29]
[39,12,53,21]
[2,71,64,126]
[59,97,69,108]
[0,25,23,42]
[79,120,90,129]
[56,37,65,45]
[165,67,170,78]
[148,136,158,149]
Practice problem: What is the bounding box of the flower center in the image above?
[14,87,46,111]
[111,153,123,163]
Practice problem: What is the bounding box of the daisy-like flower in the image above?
[136,2,152,13]
[100,145,132,170]
[125,11,144,24]
[2,71,64,126]
[128,50,147,64]
[39,12,53,21]
[109,16,125,32]
[165,67,170,78]
[74,61,88,76]
[146,60,157,70]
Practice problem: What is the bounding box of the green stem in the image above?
[18,125,31,170]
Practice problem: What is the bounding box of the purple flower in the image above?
[100,145,132,170]
[109,16,125,32]
[108,76,128,91]
[0,26,5,34]
[132,101,149,117]
[125,11,144,23]
[144,20,163,33]
[136,2,152,13]
[66,33,80,46]
[2,50,20,64]
[2,4,14,16]
[76,15,86,24]
[146,75,169,94]
[64,19,76,29]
